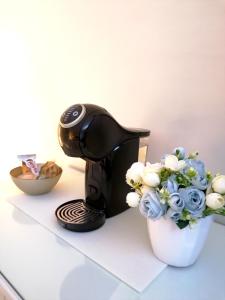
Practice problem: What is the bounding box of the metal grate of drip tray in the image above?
[55,199,105,232]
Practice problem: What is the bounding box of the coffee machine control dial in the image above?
[60,104,86,128]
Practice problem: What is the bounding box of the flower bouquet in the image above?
[125,147,225,266]
[126,147,225,229]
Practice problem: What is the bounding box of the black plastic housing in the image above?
[56,104,150,231]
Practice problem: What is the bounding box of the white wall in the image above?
[1,0,225,175]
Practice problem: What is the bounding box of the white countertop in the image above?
[1,165,225,300]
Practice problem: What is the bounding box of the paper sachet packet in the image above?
[17,154,40,179]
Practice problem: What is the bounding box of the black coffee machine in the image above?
[55,104,150,232]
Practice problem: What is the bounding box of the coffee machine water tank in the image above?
[55,104,150,232]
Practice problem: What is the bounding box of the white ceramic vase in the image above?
[147,216,213,267]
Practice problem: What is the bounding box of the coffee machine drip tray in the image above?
[55,199,105,232]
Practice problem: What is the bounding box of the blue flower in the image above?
[191,177,208,190]
[162,176,178,194]
[139,191,167,220]
[179,187,205,217]
[185,159,205,177]
[166,208,182,222]
[173,147,186,160]
[168,192,184,212]
[184,159,208,190]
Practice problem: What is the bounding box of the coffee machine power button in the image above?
[60,104,86,128]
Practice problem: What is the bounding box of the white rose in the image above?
[145,162,162,174]
[126,162,144,185]
[206,193,225,210]
[130,162,145,172]
[164,155,186,171]
[142,172,160,187]
[126,192,140,207]
[212,175,225,194]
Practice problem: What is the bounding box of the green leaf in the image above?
[203,207,225,217]
[203,208,215,217]
[175,173,191,187]
[206,171,212,181]
[160,168,173,182]
[159,188,170,201]
[214,209,225,216]
[186,167,197,179]
[175,149,180,157]
[176,220,189,229]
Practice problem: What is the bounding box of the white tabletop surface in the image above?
[5,166,166,293]
[1,165,225,300]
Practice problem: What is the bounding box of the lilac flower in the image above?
[167,208,182,222]
[184,159,208,190]
[179,187,205,217]
[139,190,167,220]
[162,176,178,194]
[168,192,184,212]
[173,147,186,160]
